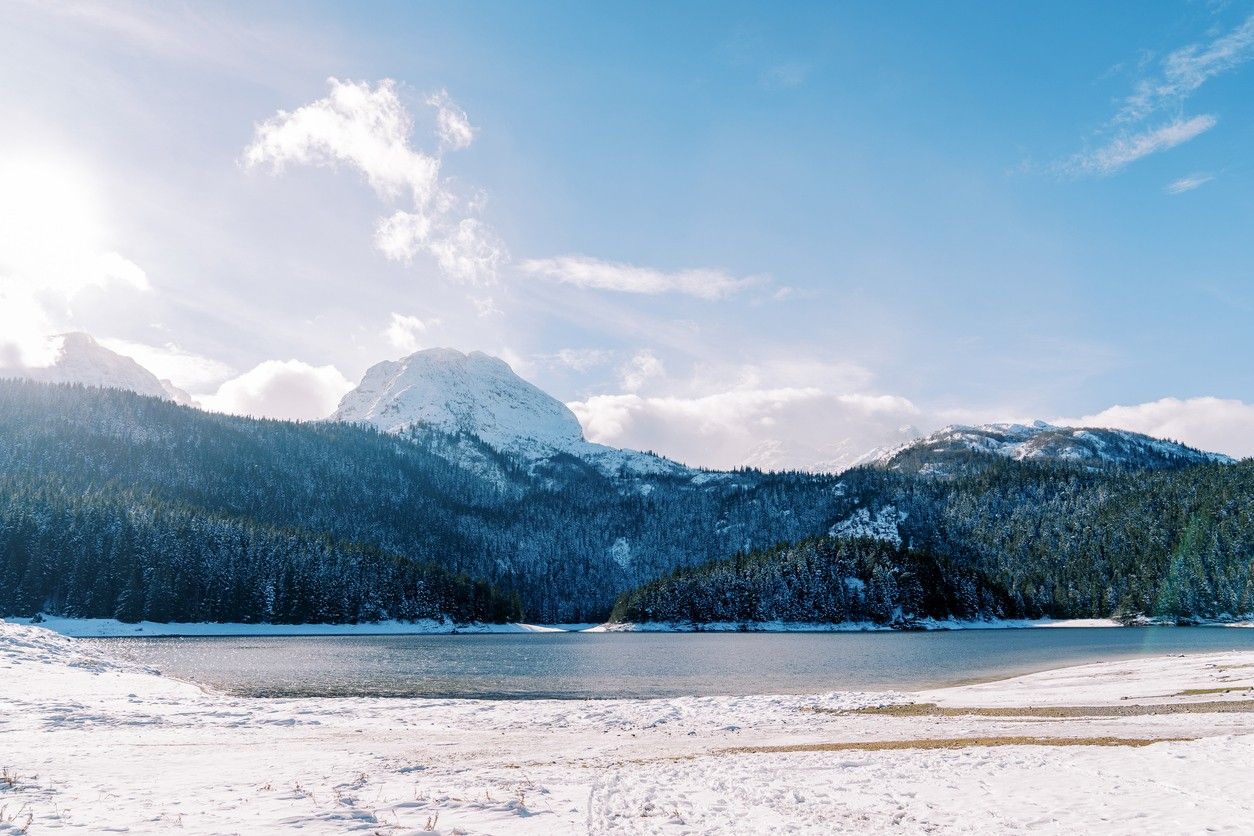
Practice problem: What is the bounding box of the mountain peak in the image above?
[332,348,689,477]
[0,332,177,402]
[331,347,586,456]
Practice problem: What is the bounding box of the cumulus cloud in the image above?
[197,359,354,421]
[1165,173,1213,194]
[564,355,920,471]
[1071,115,1217,176]
[1066,396,1254,460]
[245,78,503,283]
[569,385,922,472]
[520,255,763,300]
[385,313,437,354]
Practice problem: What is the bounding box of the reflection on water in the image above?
[87,628,1254,700]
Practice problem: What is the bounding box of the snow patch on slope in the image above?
[829,505,904,547]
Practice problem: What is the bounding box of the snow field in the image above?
[3,621,1253,834]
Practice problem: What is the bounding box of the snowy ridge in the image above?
[0,332,185,402]
[855,419,1231,475]
[331,347,690,477]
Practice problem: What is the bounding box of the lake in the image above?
[86,627,1254,700]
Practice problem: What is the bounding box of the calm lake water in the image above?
[87,628,1254,700]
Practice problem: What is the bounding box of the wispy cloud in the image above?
[551,348,614,371]
[1070,115,1217,175]
[1118,15,1254,124]
[520,255,764,300]
[427,89,475,150]
[384,313,438,354]
[1063,14,1253,176]
[1165,172,1214,194]
[245,78,504,283]
[619,349,665,392]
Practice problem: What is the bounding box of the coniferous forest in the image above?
[1,380,1251,626]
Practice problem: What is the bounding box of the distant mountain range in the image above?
[0,373,1248,627]
[855,420,1230,476]
[0,332,1234,476]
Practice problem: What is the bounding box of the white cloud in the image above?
[427,89,476,150]
[1063,16,1253,177]
[0,155,151,366]
[619,350,665,392]
[1072,115,1217,175]
[246,78,501,283]
[553,348,614,371]
[245,77,440,201]
[427,218,506,284]
[1165,173,1213,194]
[569,385,922,472]
[520,255,763,300]
[198,359,353,421]
[385,313,437,354]
[471,295,502,317]
[1066,396,1254,460]
[565,356,918,471]
[1119,15,1254,124]
[98,338,234,391]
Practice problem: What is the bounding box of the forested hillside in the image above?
[0,484,520,624]
[3,381,1249,627]
[0,381,847,622]
[612,460,1254,626]
[610,537,1009,625]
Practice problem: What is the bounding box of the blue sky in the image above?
[1,1,1252,466]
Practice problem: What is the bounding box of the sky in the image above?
[1,0,1253,468]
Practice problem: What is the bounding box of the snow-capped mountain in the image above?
[331,348,689,477]
[0,332,189,403]
[856,420,1232,475]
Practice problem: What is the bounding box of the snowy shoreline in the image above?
[8,613,1254,638]
[4,620,1254,833]
[598,615,1254,632]
[6,615,594,638]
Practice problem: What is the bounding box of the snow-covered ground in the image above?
[6,616,575,638]
[3,619,1254,834]
[593,617,1130,631]
[7,615,1182,638]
